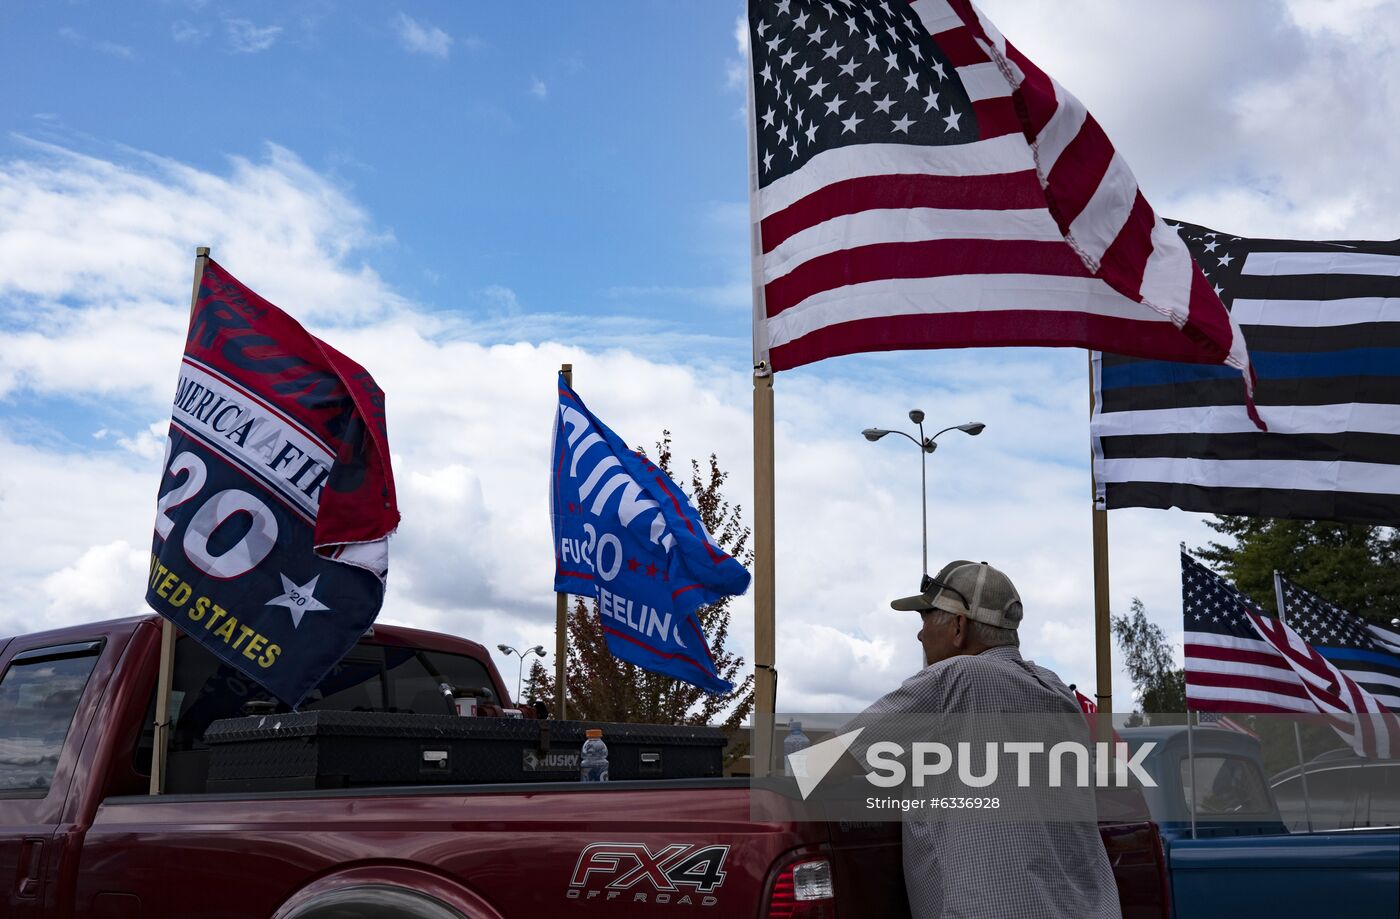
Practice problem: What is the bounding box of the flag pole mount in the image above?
[150,245,210,795]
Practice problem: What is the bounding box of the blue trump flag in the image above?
[550,376,749,694]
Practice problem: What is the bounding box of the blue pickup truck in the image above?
[1120,726,1399,918]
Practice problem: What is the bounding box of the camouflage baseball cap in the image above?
[890,560,1024,630]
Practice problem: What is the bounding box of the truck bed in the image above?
[5,615,1170,919]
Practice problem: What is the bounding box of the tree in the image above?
[1197,517,1400,623]
[1111,598,1185,723]
[524,433,755,737]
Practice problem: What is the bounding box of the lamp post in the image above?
[861,412,985,583]
[496,644,547,703]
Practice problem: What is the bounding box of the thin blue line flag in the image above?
[551,375,749,694]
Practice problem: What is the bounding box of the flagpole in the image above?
[1274,569,1314,832]
[753,368,776,778]
[1186,706,1198,840]
[1088,353,1113,714]
[554,363,573,721]
[150,245,209,795]
[744,0,776,779]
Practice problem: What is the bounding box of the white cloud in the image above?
[0,139,405,404]
[480,284,522,315]
[0,438,157,634]
[394,13,453,59]
[224,18,282,54]
[39,540,151,628]
[725,14,748,91]
[607,282,750,310]
[57,27,135,60]
[530,77,548,100]
[115,421,170,462]
[980,0,1400,239]
[171,20,209,44]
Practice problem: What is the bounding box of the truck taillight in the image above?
[765,857,836,919]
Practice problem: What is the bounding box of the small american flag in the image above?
[1196,711,1259,739]
[746,0,1260,424]
[1278,574,1400,713]
[1182,552,1398,757]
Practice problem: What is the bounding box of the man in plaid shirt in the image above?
[863,560,1121,918]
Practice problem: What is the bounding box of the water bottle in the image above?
[783,721,812,777]
[580,728,609,782]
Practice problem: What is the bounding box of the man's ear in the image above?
[952,613,970,648]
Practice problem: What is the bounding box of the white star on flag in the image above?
[266,573,331,628]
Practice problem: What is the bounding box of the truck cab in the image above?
[1119,725,1400,919]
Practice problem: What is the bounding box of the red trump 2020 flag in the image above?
[146,258,398,707]
[745,0,1261,427]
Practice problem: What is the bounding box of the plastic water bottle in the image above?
[783,721,812,777]
[580,728,609,782]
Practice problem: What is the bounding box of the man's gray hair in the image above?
[926,608,1019,648]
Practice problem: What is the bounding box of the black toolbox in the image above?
[203,712,727,792]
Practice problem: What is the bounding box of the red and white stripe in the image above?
[1186,621,1399,757]
[1248,612,1398,758]
[750,0,1261,427]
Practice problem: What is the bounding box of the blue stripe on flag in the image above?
[1315,646,1400,670]
[1102,348,1400,390]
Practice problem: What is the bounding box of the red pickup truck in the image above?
[1,615,1170,918]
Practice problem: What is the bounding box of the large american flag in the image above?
[1278,573,1400,712]
[1093,221,1400,523]
[746,0,1259,423]
[1182,552,1398,757]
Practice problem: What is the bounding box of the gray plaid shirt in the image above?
[859,646,1122,919]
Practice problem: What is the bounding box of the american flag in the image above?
[1196,711,1259,739]
[1182,552,1398,757]
[746,0,1260,424]
[1278,573,1400,713]
[1093,220,1400,523]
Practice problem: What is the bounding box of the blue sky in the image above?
[3,1,755,340]
[3,1,1398,712]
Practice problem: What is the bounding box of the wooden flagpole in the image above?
[150,245,209,795]
[554,363,573,720]
[752,369,776,777]
[744,7,777,778]
[1088,353,1113,715]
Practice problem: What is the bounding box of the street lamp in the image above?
[861,411,985,583]
[496,644,547,703]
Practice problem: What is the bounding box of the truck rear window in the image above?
[0,644,102,793]
[137,635,498,775]
[1180,754,1274,816]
